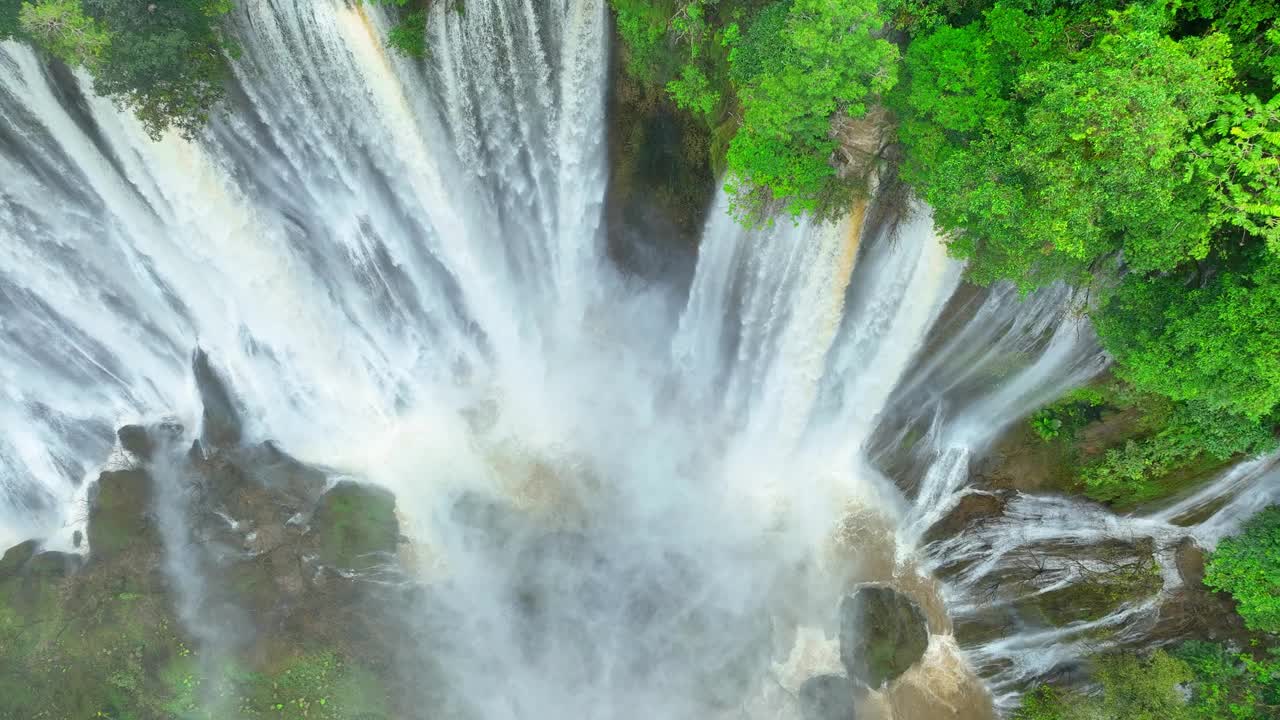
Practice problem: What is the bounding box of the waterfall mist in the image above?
[5,0,1279,718]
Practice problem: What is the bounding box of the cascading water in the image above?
[4,0,1273,717]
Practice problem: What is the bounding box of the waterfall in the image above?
[4,0,1274,717]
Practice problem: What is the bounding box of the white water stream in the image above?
[2,1,1278,717]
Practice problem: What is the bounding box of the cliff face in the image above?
[0,357,422,720]
[603,27,715,282]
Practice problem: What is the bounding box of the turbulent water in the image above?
[3,0,1280,718]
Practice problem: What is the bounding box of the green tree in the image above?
[17,0,108,67]
[2,0,23,40]
[386,9,428,58]
[1204,505,1280,633]
[17,0,236,139]
[1012,651,1194,720]
[902,6,1234,288]
[1183,0,1280,89]
[1011,685,1068,720]
[1177,641,1280,720]
[725,0,898,220]
[1194,92,1280,253]
[1095,249,1280,421]
[1092,651,1194,720]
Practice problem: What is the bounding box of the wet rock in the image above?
[1175,537,1207,587]
[922,491,1012,546]
[839,586,929,689]
[193,347,242,447]
[311,480,398,571]
[87,469,155,559]
[237,441,327,506]
[953,610,1018,648]
[72,530,82,548]
[1150,538,1252,646]
[26,551,81,578]
[117,424,154,459]
[451,490,527,550]
[0,540,37,578]
[798,674,859,720]
[1013,537,1162,627]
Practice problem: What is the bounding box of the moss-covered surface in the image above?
[0,427,409,719]
[980,377,1248,511]
[605,38,717,265]
[87,468,156,559]
[839,586,929,689]
[312,481,399,572]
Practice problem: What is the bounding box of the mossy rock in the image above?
[26,550,81,578]
[0,539,37,579]
[1019,571,1162,627]
[839,586,929,689]
[1014,539,1162,627]
[312,481,398,572]
[87,469,155,559]
[118,423,155,459]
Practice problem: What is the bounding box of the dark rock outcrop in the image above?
[839,586,929,689]
[0,539,37,578]
[922,490,1012,546]
[192,347,242,447]
[86,468,155,559]
[798,674,859,720]
[117,424,154,459]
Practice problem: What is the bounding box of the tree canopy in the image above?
[6,0,237,138]
[1205,505,1280,633]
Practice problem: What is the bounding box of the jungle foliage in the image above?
[4,0,238,138]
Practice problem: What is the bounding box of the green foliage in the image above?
[609,0,675,82]
[608,0,898,222]
[1018,644,1280,720]
[1030,411,1065,441]
[386,10,428,58]
[1096,250,1280,421]
[17,0,236,139]
[667,63,720,116]
[899,4,1234,289]
[725,0,898,220]
[1081,399,1274,504]
[238,652,391,720]
[1183,0,1280,89]
[1030,387,1106,442]
[891,0,1280,472]
[1011,685,1067,720]
[18,0,109,67]
[0,0,20,40]
[1176,641,1280,720]
[1205,505,1280,633]
[726,1,790,86]
[1194,92,1280,253]
[1092,651,1195,720]
[313,481,399,571]
[1013,651,1195,720]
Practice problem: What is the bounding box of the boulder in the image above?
[116,421,186,461]
[86,469,155,559]
[798,674,858,720]
[0,540,37,579]
[922,491,1011,546]
[839,586,929,689]
[117,424,154,459]
[311,480,399,571]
